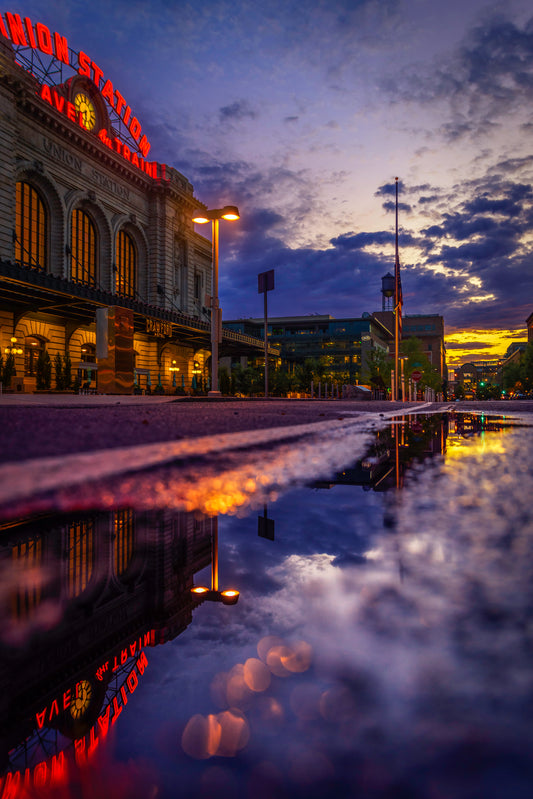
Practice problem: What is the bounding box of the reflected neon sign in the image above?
[0,651,148,798]
[0,12,151,157]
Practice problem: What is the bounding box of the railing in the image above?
[2,259,278,354]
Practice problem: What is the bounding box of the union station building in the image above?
[0,14,267,394]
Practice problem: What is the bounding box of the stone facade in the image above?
[0,25,264,394]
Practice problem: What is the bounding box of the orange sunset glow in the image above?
[445,327,528,368]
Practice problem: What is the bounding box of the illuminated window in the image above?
[71,209,97,285]
[67,519,94,598]
[11,538,42,620]
[114,509,135,577]
[24,336,45,376]
[116,230,137,298]
[15,182,48,270]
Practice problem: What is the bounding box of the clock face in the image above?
[74,92,96,131]
[70,679,92,720]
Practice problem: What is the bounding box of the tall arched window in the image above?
[24,336,45,377]
[113,509,135,577]
[71,209,97,285]
[15,182,48,270]
[67,518,94,599]
[116,230,137,298]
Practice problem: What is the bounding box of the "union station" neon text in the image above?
[0,12,151,156]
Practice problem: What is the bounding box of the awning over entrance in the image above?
[0,259,279,358]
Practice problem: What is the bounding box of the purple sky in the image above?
[7,0,533,362]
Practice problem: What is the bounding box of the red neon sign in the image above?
[38,84,165,180]
[0,652,149,798]
[0,12,151,157]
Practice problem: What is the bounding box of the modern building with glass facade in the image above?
[225,310,447,386]
[224,314,394,384]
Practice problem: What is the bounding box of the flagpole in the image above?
[394,176,401,402]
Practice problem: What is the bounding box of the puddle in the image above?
[1,413,532,798]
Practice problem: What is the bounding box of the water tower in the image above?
[381,273,395,310]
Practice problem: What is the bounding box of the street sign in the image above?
[411,370,422,382]
[258,269,275,293]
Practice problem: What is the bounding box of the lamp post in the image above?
[192,205,240,396]
[190,518,240,605]
[169,359,179,389]
[5,337,22,356]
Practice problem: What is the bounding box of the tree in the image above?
[502,359,523,394]
[63,351,72,390]
[54,352,64,390]
[454,382,465,400]
[269,366,296,396]
[2,353,15,388]
[401,337,441,391]
[36,350,52,390]
[522,342,533,393]
[363,348,391,390]
[219,367,231,395]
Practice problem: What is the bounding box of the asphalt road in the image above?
[0,396,531,464]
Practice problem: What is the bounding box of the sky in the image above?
[6,0,533,366]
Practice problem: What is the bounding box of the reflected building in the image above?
[313,414,449,493]
[0,509,214,787]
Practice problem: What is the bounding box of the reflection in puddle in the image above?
[1,413,532,798]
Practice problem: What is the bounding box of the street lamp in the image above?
[192,205,240,396]
[5,337,22,355]
[169,359,179,388]
[190,518,240,605]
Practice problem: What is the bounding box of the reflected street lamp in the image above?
[191,518,240,605]
[192,205,240,397]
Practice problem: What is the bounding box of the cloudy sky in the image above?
[8,0,533,365]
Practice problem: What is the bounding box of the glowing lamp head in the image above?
[192,212,210,224]
[191,586,209,595]
[220,589,240,605]
[220,206,240,221]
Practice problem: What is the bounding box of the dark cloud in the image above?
[382,200,412,214]
[331,231,414,250]
[385,14,533,139]
[217,160,533,334]
[219,100,257,123]
[446,342,493,351]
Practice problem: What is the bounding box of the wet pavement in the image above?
[0,396,531,464]
[0,404,533,798]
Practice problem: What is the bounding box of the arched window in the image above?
[67,518,94,599]
[24,336,45,377]
[11,537,43,620]
[113,509,135,577]
[15,182,48,270]
[71,209,97,286]
[115,230,137,298]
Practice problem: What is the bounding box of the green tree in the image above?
[63,351,72,390]
[502,360,522,392]
[54,352,64,390]
[363,347,391,390]
[2,353,15,388]
[454,382,465,400]
[269,366,296,396]
[219,367,231,395]
[401,337,441,391]
[36,350,52,390]
[522,342,533,393]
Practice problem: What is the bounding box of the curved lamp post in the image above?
[192,206,240,396]
[191,518,240,605]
